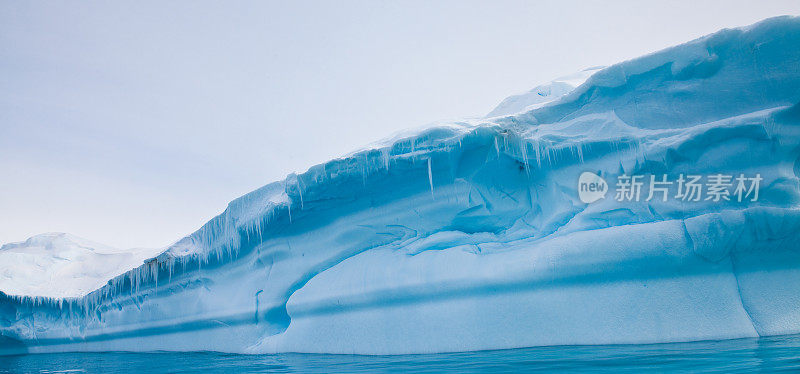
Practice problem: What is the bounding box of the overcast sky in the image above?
[1,1,798,249]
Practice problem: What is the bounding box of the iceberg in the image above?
[2,16,800,355]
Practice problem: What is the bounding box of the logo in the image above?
[578,171,608,204]
[575,172,762,203]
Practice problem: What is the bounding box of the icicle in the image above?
[297,179,304,210]
[362,154,367,187]
[519,139,530,176]
[427,158,434,198]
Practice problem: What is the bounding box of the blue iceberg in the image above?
[2,16,800,355]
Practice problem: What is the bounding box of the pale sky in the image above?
[1,1,798,249]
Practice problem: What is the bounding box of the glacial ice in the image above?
[486,66,604,117]
[2,16,800,355]
[0,233,163,299]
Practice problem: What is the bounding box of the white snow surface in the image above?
[0,233,163,298]
[486,66,603,117]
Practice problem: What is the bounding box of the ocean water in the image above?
[2,335,800,373]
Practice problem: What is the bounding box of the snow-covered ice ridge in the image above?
[486,66,604,117]
[2,16,800,355]
[0,233,162,299]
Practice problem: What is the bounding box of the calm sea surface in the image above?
[2,335,800,373]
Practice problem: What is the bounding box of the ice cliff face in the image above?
[2,16,800,355]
